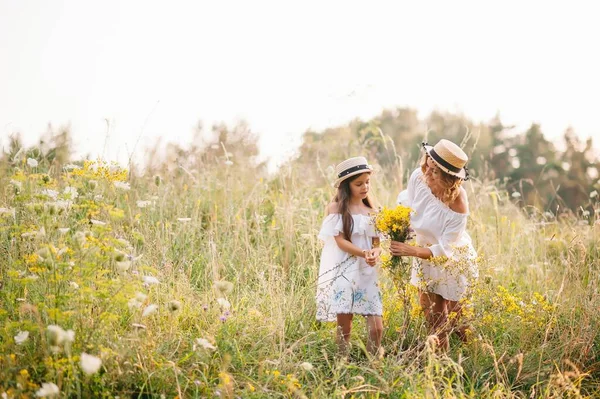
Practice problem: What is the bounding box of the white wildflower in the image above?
[194,338,216,351]
[299,362,314,372]
[224,160,233,166]
[142,304,159,317]
[14,331,29,345]
[80,353,102,375]
[511,192,521,199]
[591,190,598,199]
[216,298,231,310]
[136,200,152,208]
[63,186,78,200]
[94,194,103,201]
[69,281,79,289]
[142,275,160,285]
[47,325,75,346]
[58,228,70,234]
[55,200,72,210]
[582,210,590,217]
[41,189,59,200]
[63,163,81,171]
[116,261,131,272]
[10,179,22,189]
[27,158,38,168]
[90,219,107,226]
[35,382,59,397]
[113,181,131,191]
[128,292,147,309]
[177,217,191,222]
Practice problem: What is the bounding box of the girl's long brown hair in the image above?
[332,173,375,241]
[420,154,462,205]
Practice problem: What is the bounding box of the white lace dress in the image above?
[397,169,478,301]
[315,213,383,322]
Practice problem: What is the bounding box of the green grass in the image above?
[0,156,598,398]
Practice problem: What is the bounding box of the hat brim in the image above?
[333,167,373,188]
[422,144,468,180]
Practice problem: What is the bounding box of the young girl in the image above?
[316,156,383,357]
[391,139,478,351]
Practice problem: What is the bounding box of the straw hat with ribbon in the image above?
[333,156,373,188]
[422,139,470,180]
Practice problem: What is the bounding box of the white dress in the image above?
[398,169,478,301]
[315,213,383,322]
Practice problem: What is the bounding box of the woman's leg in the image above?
[336,313,353,355]
[366,315,383,357]
[447,300,469,343]
[420,291,449,351]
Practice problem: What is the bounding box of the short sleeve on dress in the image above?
[318,214,343,241]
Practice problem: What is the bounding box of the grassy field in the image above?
[0,152,599,398]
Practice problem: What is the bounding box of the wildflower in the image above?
[14,331,29,345]
[63,164,80,171]
[142,304,159,317]
[69,281,79,289]
[63,186,78,200]
[10,179,22,190]
[512,192,521,199]
[27,158,38,168]
[116,261,131,272]
[47,325,75,346]
[142,275,160,285]
[591,190,598,199]
[58,227,70,234]
[90,219,107,226]
[128,292,148,309]
[177,217,191,222]
[224,160,234,166]
[168,300,182,312]
[113,181,131,191]
[93,194,103,201]
[214,280,234,295]
[299,362,314,371]
[80,353,102,375]
[216,298,231,310]
[35,382,59,397]
[582,210,590,217]
[41,189,59,200]
[194,338,216,351]
[136,200,152,208]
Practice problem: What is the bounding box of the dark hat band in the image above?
[338,164,370,178]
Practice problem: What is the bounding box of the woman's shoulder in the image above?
[448,188,469,215]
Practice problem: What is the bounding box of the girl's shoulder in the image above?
[326,202,340,215]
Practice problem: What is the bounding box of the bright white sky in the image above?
[1,0,599,168]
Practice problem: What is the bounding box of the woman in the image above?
[391,139,478,351]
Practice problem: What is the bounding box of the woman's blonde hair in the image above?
[420,153,462,205]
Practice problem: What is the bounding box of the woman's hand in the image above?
[390,241,417,257]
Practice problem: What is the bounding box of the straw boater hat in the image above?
[333,156,373,188]
[422,139,470,180]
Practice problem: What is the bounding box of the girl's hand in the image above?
[364,247,382,267]
[390,241,417,257]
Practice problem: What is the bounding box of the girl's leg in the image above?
[366,315,384,358]
[420,291,449,351]
[336,313,353,355]
[447,300,469,343]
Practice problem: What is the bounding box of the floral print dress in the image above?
[315,213,382,322]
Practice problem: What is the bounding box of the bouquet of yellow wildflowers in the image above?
[374,205,413,288]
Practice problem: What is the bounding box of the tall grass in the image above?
[0,149,598,398]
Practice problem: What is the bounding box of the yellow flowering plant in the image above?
[373,205,413,287]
